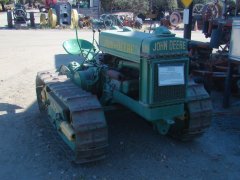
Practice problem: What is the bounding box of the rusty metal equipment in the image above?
[193,3,204,14]
[40,1,78,28]
[92,14,123,29]
[91,13,142,30]
[36,27,212,163]
[187,0,240,95]
[7,3,35,28]
[202,0,240,40]
[169,11,182,27]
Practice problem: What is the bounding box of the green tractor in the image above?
[36,27,212,163]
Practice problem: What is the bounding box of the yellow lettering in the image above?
[102,39,134,54]
[153,41,168,51]
[169,40,186,51]
[103,39,186,54]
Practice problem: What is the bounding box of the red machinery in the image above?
[44,0,57,10]
[189,0,240,96]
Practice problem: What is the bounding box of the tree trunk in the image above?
[1,3,5,11]
[28,0,33,8]
[33,0,37,8]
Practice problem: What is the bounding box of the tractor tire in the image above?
[70,9,79,29]
[48,8,57,28]
[7,11,13,28]
[40,13,47,26]
[30,12,35,28]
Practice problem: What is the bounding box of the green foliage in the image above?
[101,0,149,13]
[155,0,178,10]
[0,0,10,12]
[0,0,10,4]
[100,0,113,12]
[101,0,214,13]
[193,0,209,4]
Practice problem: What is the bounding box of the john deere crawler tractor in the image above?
[36,27,212,163]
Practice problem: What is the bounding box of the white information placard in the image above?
[158,65,185,86]
[183,9,189,24]
[230,27,240,60]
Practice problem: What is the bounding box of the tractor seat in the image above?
[63,39,95,55]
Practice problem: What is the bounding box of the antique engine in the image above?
[7,3,35,28]
[40,1,78,28]
[36,27,212,163]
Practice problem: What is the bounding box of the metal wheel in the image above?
[193,3,204,14]
[7,11,13,28]
[202,3,220,20]
[102,15,113,28]
[48,8,57,28]
[170,11,181,26]
[40,13,47,26]
[14,8,27,21]
[70,9,79,29]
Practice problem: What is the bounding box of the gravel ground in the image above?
[0,12,240,180]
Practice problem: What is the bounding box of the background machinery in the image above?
[36,27,212,163]
[40,0,78,28]
[7,3,35,28]
[188,0,240,95]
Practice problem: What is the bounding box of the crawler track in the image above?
[169,82,212,141]
[36,70,108,163]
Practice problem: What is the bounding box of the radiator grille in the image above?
[153,63,186,104]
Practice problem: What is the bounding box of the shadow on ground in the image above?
[54,54,83,68]
[0,103,23,114]
[1,91,240,179]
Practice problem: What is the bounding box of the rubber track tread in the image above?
[170,82,212,141]
[37,70,108,163]
[182,83,212,140]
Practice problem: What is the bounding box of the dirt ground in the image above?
[0,12,240,180]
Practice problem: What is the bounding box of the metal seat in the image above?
[63,39,94,55]
[63,39,96,61]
